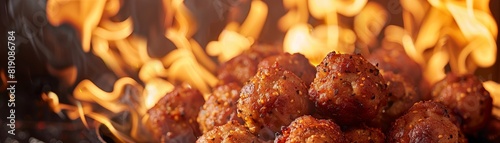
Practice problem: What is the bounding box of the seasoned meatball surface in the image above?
[308,52,388,125]
[275,115,347,143]
[388,101,467,143]
[196,121,262,143]
[197,83,243,133]
[370,71,421,131]
[237,65,311,137]
[146,85,205,143]
[344,126,385,143]
[432,73,493,134]
[258,53,316,87]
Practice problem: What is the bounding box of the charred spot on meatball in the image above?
[258,53,316,87]
[432,73,493,134]
[146,84,205,143]
[237,64,311,139]
[388,101,467,143]
[344,125,385,143]
[196,120,263,143]
[370,71,421,131]
[275,115,348,143]
[308,52,388,125]
[197,83,244,133]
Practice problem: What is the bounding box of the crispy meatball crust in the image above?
[388,101,467,143]
[197,83,243,133]
[370,71,421,131]
[258,53,316,87]
[344,125,385,143]
[146,85,205,143]
[432,73,493,134]
[275,115,348,143]
[196,121,263,143]
[237,64,311,136]
[308,52,388,125]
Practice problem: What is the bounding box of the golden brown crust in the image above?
[275,115,348,143]
[146,85,205,142]
[237,64,312,137]
[308,52,388,125]
[388,101,467,143]
[432,73,493,134]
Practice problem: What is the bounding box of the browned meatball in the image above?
[217,54,259,85]
[197,83,243,133]
[432,73,493,134]
[388,101,467,143]
[258,53,317,87]
[370,71,421,131]
[367,44,422,86]
[344,125,385,143]
[196,121,263,143]
[308,52,388,125]
[237,64,311,138]
[275,115,347,143]
[217,45,282,86]
[146,84,205,142]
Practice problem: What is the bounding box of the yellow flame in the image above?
[397,0,497,84]
[483,81,500,119]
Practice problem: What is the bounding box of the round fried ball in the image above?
[237,64,311,137]
[258,53,316,87]
[197,83,243,133]
[388,101,467,143]
[432,73,493,134]
[275,115,347,143]
[308,52,388,125]
[196,121,263,143]
[146,84,205,142]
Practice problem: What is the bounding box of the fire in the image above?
[43,0,498,142]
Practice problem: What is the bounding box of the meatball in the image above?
[197,83,243,133]
[367,44,422,86]
[275,115,347,143]
[370,71,421,131]
[344,125,385,143]
[477,118,500,142]
[146,84,205,142]
[196,121,263,143]
[308,52,388,125]
[237,64,311,138]
[217,54,259,85]
[217,45,282,85]
[258,53,317,87]
[388,101,467,143]
[432,73,493,134]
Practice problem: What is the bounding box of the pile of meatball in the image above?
[145,44,498,143]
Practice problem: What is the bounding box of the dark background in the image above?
[0,0,499,142]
